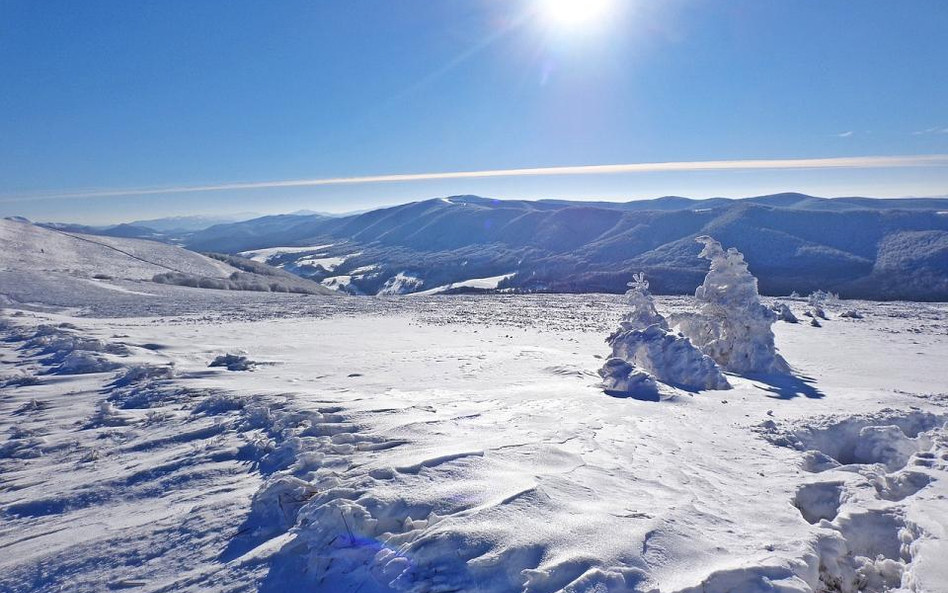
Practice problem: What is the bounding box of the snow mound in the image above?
[678,236,791,375]
[54,350,123,375]
[600,273,729,396]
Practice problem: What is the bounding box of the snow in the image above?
[238,244,334,262]
[321,275,353,290]
[350,265,380,275]
[0,218,236,280]
[296,254,349,271]
[1,267,947,592]
[412,273,515,296]
[377,272,424,295]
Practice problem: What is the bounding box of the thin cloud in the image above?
[3,154,948,204]
[836,131,854,138]
[913,126,948,135]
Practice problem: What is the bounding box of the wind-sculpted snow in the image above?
[758,409,948,592]
[1,295,947,593]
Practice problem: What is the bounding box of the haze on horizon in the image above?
[2,0,946,224]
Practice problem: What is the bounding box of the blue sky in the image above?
[1,0,946,223]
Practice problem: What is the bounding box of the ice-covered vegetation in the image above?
[152,270,327,294]
[600,273,729,397]
[678,236,791,375]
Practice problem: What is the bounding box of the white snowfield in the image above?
[238,245,334,263]
[1,288,946,593]
[412,273,516,296]
[0,218,236,280]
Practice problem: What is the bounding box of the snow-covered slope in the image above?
[0,219,336,306]
[1,293,946,593]
[0,217,235,280]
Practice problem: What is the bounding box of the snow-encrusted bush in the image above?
[771,302,799,324]
[112,363,176,386]
[598,358,659,398]
[677,237,790,375]
[807,290,837,320]
[209,353,256,371]
[600,273,729,396]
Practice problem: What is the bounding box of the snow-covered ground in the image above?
[238,245,335,263]
[412,273,516,296]
[0,218,236,280]
[2,289,946,593]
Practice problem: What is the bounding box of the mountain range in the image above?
[40,193,948,300]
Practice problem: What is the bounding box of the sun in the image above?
[539,0,613,29]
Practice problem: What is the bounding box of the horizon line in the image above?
[2,154,948,204]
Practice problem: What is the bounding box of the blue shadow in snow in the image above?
[746,373,825,400]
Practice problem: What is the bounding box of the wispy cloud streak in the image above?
[3,154,948,203]
[913,127,948,135]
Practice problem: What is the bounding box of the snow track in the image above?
[0,317,374,593]
[760,409,948,592]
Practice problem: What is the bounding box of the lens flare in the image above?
[540,0,612,28]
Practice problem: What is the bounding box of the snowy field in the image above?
[2,286,947,593]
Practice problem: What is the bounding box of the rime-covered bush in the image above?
[600,273,729,395]
[152,271,325,295]
[772,302,799,323]
[807,290,837,319]
[209,353,256,371]
[618,273,668,330]
[677,236,790,375]
[598,358,659,398]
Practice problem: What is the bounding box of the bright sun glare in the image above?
[539,0,613,29]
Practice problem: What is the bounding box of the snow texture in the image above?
[1,257,947,593]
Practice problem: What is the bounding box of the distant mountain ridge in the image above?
[39,194,948,300]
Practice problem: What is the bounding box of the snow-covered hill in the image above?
[0,217,236,280]
[177,195,948,300]
[0,218,335,307]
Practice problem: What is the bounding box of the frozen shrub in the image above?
[840,309,864,319]
[600,273,729,396]
[209,353,256,371]
[598,358,659,399]
[2,372,41,388]
[772,302,799,323]
[807,290,837,319]
[678,237,790,375]
[619,272,668,330]
[113,363,176,386]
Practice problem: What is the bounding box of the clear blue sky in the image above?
[1,0,946,223]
